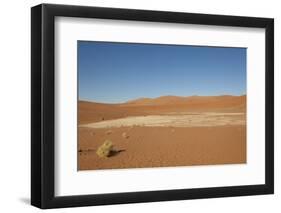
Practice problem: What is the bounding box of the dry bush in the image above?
[96,140,114,158]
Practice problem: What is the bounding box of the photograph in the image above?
[30,3,274,208]
[77,41,247,171]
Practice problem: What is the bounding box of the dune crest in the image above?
[124,95,246,106]
[79,95,246,124]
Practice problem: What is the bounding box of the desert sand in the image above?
[78,95,246,170]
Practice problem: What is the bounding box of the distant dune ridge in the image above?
[125,95,246,106]
[79,95,246,124]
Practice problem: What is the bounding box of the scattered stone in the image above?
[106,130,112,135]
[122,132,129,139]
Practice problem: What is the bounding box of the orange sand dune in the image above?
[125,95,245,106]
[79,95,246,124]
[79,101,148,124]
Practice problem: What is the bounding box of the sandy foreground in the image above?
[78,126,246,170]
[78,96,246,170]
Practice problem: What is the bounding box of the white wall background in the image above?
[0,0,279,212]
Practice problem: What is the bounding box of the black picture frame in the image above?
[31,3,274,209]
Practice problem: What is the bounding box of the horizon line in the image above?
[79,94,247,105]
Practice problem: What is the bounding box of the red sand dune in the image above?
[79,95,246,124]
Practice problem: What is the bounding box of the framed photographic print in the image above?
[31,3,274,209]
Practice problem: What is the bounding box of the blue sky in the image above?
[78,41,246,103]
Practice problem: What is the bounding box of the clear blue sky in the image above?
[78,41,246,103]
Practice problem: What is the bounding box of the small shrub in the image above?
[96,140,113,158]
